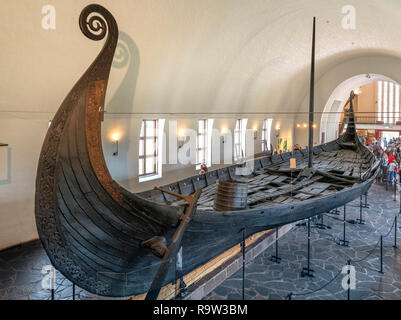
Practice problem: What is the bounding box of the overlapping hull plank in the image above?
[35,5,379,297]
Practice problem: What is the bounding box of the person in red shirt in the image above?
[388,153,396,164]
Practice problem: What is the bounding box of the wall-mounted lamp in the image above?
[221,127,229,144]
[296,124,301,128]
[312,124,317,129]
[303,123,308,128]
[178,129,185,148]
[112,133,119,156]
[253,126,258,140]
[275,124,280,138]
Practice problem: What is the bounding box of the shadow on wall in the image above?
[108,31,140,114]
[0,146,11,185]
[104,31,140,182]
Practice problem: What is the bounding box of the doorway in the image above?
[381,131,400,147]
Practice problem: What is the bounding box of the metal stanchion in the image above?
[386,171,389,191]
[175,247,186,300]
[241,228,246,300]
[72,284,75,300]
[301,218,314,278]
[394,179,397,201]
[347,259,351,301]
[363,192,370,208]
[357,195,365,225]
[338,205,349,247]
[50,267,55,300]
[315,213,329,229]
[271,227,281,263]
[379,235,384,274]
[394,216,398,249]
[399,187,401,214]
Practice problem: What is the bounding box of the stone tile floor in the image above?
[0,240,97,300]
[205,183,401,300]
[0,182,400,300]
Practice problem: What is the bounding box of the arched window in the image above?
[262,119,273,152]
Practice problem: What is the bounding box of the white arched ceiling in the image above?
[2,0,401,119]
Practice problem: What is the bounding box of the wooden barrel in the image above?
[214,180,248,211]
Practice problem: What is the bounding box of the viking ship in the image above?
[35,4,380,298]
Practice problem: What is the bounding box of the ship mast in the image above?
[308,17,316,168]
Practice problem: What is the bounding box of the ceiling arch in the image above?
[320,73,397,142]
[294,53,401,145]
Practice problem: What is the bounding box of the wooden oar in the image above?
[145,187,202,300]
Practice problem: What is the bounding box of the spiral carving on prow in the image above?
[79,4,117,41]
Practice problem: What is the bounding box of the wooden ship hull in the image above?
[35,5,380,298]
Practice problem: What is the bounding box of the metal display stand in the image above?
[394,216,398,249]
[241,228,246,300]
[356,195,365,225]
[338,205,349,247]
[301,218,314,278]
[363,192,370,208]
[315,213,329,229]
[347,260,351,300]
[175,247,187,300]
[271,227,281,263]
[399,187,401,214]
[379,236,384,274]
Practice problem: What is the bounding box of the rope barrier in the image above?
[287,202,399,300]
[290,269,343,298]
[381,217,397,239]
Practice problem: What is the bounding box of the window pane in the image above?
[396,84,400,123]
[378,81,382,122]
[138,159,144,175]
[199,150,205,164]
[200,120,206,133]
[389,82,394,124]
[139,140,144,156]
[140,123,144,137]
[146,138,156,155]
[139,119,160,177]
[384,81,388,123]
[146,157,155,174]
[235,132,240,142]
[146,121,156,137]
[146,120,155,129]
[199,137,204,149]
[235,145,241,157]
